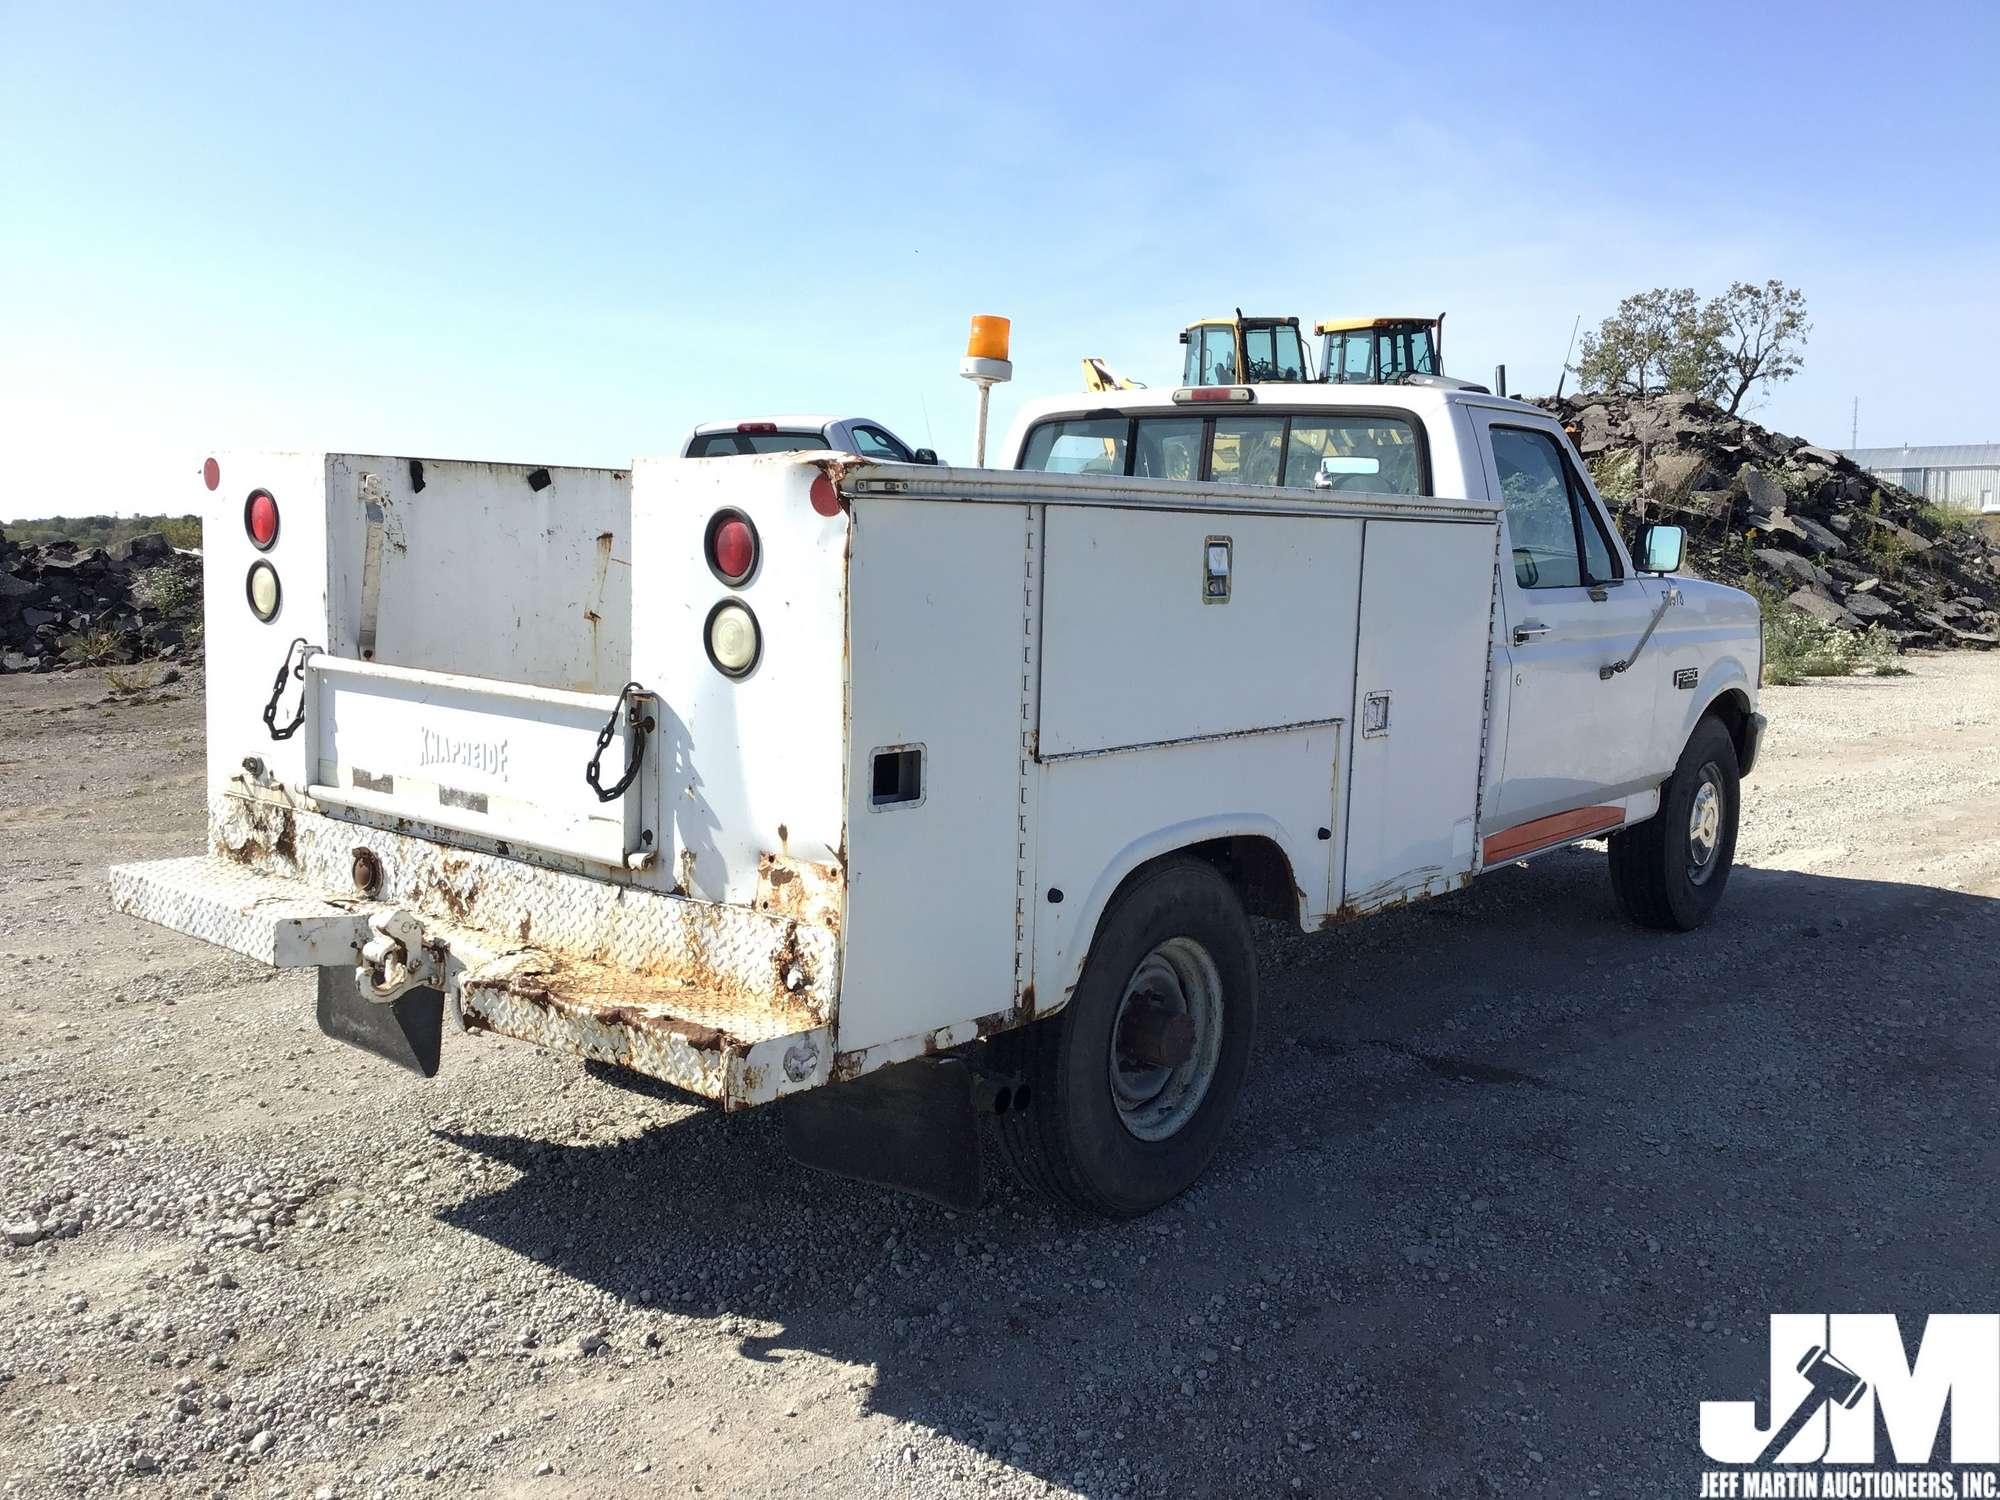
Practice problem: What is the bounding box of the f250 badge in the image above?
[1674,667,1699,690]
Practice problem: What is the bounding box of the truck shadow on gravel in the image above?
[434,851,2000,1496]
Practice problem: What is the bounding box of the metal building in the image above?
[1843,443,2000,513]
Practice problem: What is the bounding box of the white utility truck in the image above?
[111,381,1763,1217]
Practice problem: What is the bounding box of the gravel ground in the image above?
[2,656,1997,1498]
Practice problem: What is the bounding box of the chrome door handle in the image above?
[1512,622,1551,645]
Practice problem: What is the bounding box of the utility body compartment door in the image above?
[1038,505,1358,916]
[1336,517,1496,910]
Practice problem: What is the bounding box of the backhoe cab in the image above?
[1317,315,1445,384]
[1180,313,1311,386]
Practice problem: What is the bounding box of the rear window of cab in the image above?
[687,430,831,456]
[1016,410,1427,495]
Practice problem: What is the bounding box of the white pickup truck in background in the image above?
[110,379,1762,1217]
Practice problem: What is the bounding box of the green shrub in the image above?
[106,663,162,693]
[134,568,199,618]
[1760,602,1905,684]
[1589,449,1639,502]
[1917,501,1978,539]
[3,514,202,551]
[59,629,124,666]
[1775,466,1817,504]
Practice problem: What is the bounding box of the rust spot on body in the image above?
[755,851,843,931]
[411,857,480,924]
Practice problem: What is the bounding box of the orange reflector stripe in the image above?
[1482,805,1623,864]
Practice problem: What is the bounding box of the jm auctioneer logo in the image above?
[1700,1315,2000,1497]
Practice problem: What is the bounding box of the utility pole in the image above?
[1851,397,1859,451]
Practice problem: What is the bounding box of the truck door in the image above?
[1469,412,1659,832]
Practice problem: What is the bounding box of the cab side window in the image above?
[1491,426,1620,590]
[1018,418,1128,475]
[1340,334,1371,381]
[1200,327,1237,385]
[850,425,912,462]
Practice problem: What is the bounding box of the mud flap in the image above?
[779,1057,984,1210]
[315,968,444,1078]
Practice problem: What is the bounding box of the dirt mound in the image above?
[0,531,203,672]
[1538,391,2000,647]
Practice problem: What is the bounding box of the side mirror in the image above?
[1638,524,1685,574]
[912,448,940,465]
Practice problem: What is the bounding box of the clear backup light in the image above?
[705,600,761,678]
[245,560,281,621]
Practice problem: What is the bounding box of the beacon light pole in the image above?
[960,314,1012,467]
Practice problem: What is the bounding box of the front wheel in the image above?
[1607,716,1741,931]
[998,858,1257,1218]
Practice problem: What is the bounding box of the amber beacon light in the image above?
[959,314,1013,467]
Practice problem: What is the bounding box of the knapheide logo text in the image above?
[1699,1314,1999,1497]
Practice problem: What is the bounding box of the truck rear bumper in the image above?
[109,835,834,1109]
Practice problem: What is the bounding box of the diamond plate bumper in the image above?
[108,856,374,967]
[110,811,836,1108]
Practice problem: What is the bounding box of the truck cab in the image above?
[1181,315,1312,386]
[1318,315,1444,383]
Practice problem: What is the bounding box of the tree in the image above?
[1572,280,1810,412]
[1574,288,1719,397]
[1706,279,1810,414]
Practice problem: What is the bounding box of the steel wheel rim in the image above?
[1687,764,1723,884]
[1108,937,1224,1142]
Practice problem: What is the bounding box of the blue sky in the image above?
[3,0,1996,518]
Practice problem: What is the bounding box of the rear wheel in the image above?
[998,859,1256,1218]
[1607,716,1740,931]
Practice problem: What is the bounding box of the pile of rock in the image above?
[0,531,203,672]
[1539,391,2000,647]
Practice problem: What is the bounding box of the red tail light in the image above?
[705,509,758,585]
[203,457,220,491]
[245,489,280,550]
[736,421,778,434]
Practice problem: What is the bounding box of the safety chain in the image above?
[585,681,653,802]
[262,638,319,741]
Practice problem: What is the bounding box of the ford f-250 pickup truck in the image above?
[110,378,1763,1217]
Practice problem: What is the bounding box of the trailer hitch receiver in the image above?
[356,909,443,1002]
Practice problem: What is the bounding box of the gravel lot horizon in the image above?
[3,655,1997,1498]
